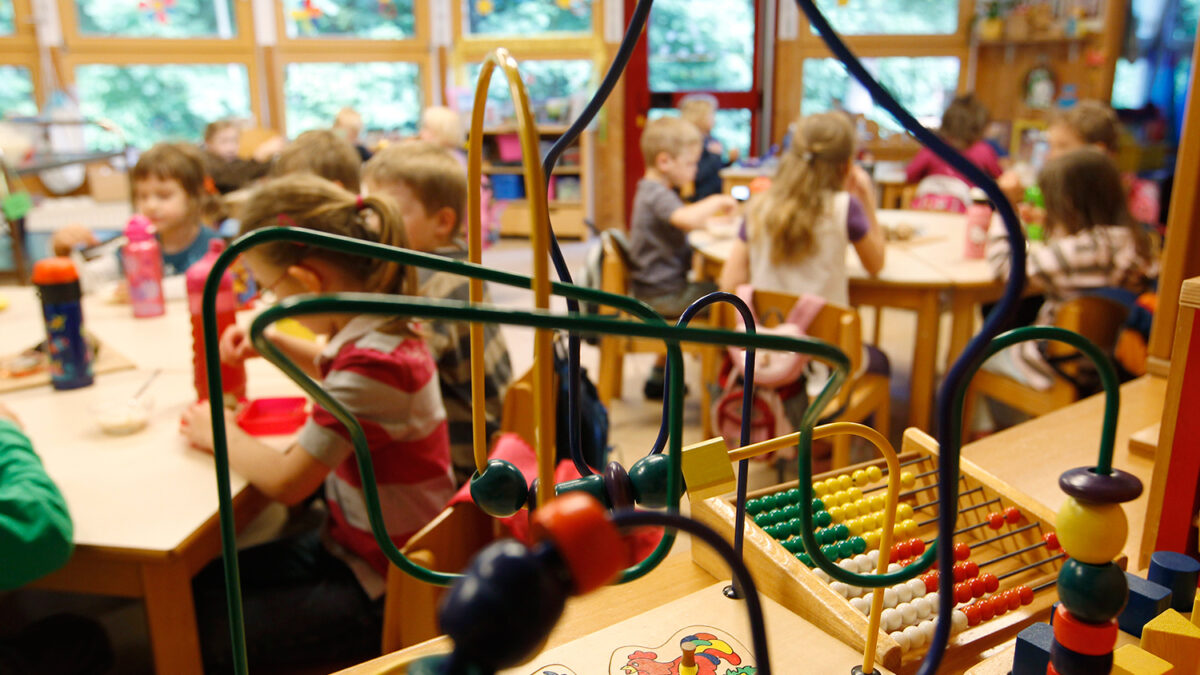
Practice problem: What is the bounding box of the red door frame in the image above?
[621,0,765,224]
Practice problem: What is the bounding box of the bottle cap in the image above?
[969,187,989,204]
[32,257,79,285]
[125,214,156,241]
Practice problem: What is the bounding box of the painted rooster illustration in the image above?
[620,633,747,675]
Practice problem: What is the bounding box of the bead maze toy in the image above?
[196,1,1142,674]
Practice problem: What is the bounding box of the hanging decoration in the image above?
[138,0,175,24]
[378,0,398,19]
[475,0,494,16]
[291,0,323,33]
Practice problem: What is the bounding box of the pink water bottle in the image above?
[964,188,991,260]
[186,239,246,406]
[122,215,166,318]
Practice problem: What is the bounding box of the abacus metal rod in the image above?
[897,475,966,500]
[998,553,1066,581]
[917,497,1000,526]
[971,522,1040,549]
[1031,578,1061,593]
[913,487,984,511]
[977,540,1052,569]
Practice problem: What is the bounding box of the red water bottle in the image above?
[186,239,246,406]
[964,188,991,260]
[122,215,165,318]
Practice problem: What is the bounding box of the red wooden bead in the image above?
[893,541,912,561]
[1044,532,1061,551]
[923,572,939,594]
[987,512,1005,529]
[908,538,926,556]
[1018,585,1034,605]
[992,596,1009,616]
[964,604,982,626]
[981,573,999,593]
[1052,605,1118,655]
[964,561,980,578]
[955,581,973,603]
[1006,589,1022,610]
[530,492,627,594]
[970,577,986,598]
[953,561,970,582]
[978,597,995,620]
[1047,664,1060,675]
[1004,506,1021,523]
[954,541,971,561]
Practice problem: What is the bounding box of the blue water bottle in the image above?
[33,257,94,390]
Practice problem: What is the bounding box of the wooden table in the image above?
[0,288,298,674]
[690,209,1001,430]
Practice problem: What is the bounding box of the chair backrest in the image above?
[600,230,631,298]
[1049,294,1130,359]
[500,364,557,450]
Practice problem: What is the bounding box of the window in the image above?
[802,57,960,133]
[464,0,592,36]
[284,61,422,138]
[0,66,36,117]
[813,0,959,35]
[0,0,13,35]
[75,64,251,149]
[1174,0,1197,41]
[282,0,416,39]
[465,59,592,120]
[1112,58,1151,110]
[648,107,752,160]
[72,0,237,38]
[648,0,754,92]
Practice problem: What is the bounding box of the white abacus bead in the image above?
[813,567,831,583]
[912,595,931,619]
[900,601,918,626]
[902,624,923,649]
[881,607,901,632]
[926,592,940,613]
[951,609,969,634]
[890,630,910,652]
[883,587,899,608]
[907,578,927,599]
[839,559,857,573]
[830,581,849,597]
[845,585,864,599]
[867,549,881,566]
[854,554,873,573]
[849,596,870,614]
[887,563,902,574]
[894,582,914,604]
[918,619,937,645]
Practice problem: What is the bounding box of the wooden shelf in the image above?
[480,124,573,135]
[482,164,582,175]
[976,35,1088,46]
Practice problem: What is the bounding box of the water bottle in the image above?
[1023,185,1046,242]
[122,214,166,318]
[186,239,246,406]
[33,257,94,390]
[964,187,991,260]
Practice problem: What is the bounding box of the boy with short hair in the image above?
[363,141,513,484]
[630,117,736,397]
[274,129,363,193]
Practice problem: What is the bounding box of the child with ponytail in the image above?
[180,174,454,671]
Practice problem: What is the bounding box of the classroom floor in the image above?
[0,235,958,673]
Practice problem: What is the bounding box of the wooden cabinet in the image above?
[479,124,593,240]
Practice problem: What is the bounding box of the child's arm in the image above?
[180,403,328,506]
[845,169,886,276]
[221,325,324,379]
[719,239,751,291]
[669,194,737,232]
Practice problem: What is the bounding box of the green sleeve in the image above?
[0,419,73,590]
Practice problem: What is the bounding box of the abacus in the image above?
[690,428,1084,673]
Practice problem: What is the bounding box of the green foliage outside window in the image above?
[0,1,14,35]
[285,62,422,138]
[648,0,753,92]
[76,64,251,149]
[465,0,592,36]
[0,66,37,118]
[466,59,593,106]
[73,0,237,38]
[813,0,959,35]
[1174,0,1197,41]
[282,0,415,39]
[801,57,960,133]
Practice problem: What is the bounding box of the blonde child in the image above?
[417,106,500,242]
[273,129,363,193]
[333,107,372,162]
[363,141,513,484]
[181,174,454,671]
[983,148,1155,391]
[630,116,736,397]
[720,112,885,305]
[679,94,740,201]
[202,118,277,194]
[905,95,1002,212]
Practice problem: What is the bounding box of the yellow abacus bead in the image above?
[900,518,918,537]
[864,530,882,549]
[869,495,886,512]
[852,469,869,487]
[832,490,851,507]
[828,505,846,523]
[848,487,864,502]
[813,481,828,497]
[873,512,887,529]
[843,501,860,519]
[1056,497,1127,564]
[847,517,866,536]
[823,478,840,495]
[866,466,883,482]
[900,472,916,488]
[837,474,853,491]
[897,503,915,521]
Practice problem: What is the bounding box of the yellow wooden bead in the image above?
[864,530,881,549]
[895,519,918,538]
[848,487,864,502]
[869,495,885,512]
[845,501,862,519]
[1056,497,1127,564]
[874,512,887,529]
[867,466,883,482]
[813,481,828,497]
[897,503,915,521]
[838,474,853,491]
[900,471,915,488]
[828,505,846,523]
[823,478,840,495]
[835,490,853,507]
[852,469,869,487]
[848,517,866,536]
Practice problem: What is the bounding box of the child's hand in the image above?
[844,165,875,206]
[707,194,738,215]
[220,325,258,365]
[51,225,98,257]
[179,401,238,453]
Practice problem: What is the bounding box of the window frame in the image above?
[272,0,429,52]
[0,1,41,111]
[56,0,256,53]
[450,0,600,50]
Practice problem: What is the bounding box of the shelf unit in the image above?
[478,124,593,240]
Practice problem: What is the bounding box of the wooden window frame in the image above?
[272,0,429,55]
[56,0,256,55]
[0,0,37,50]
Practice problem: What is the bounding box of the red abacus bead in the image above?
[991,596,1009,616]
[1044,532,1061,551]
[1006,590,1022,610]
[964,604,982,626]
[530,492,627,594]
[1018,585,1034,605]
[954,541,971,561]
[987,512,1005,529]
[923,572,939,594]
[964,561,980,578]
[970,577,987,598]
[894,541,912,560]
[978,598,995,620]
[908,538,926,556]
[981,573,1000,593]
[955,581,973,603]
[1004,506,1021,523]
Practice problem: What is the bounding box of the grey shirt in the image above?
[629,178,691,297]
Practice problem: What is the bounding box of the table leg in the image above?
[142,559,204,675]
[948,293,979,368]
[908,290,941,430]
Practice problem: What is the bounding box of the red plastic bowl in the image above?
[236,397,307,436]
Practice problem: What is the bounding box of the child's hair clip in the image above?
[277,213,297,228]
[355,195,366,211]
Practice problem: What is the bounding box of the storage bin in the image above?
[494,133,522,162]
[490,174,526,201]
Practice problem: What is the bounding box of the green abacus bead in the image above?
[821,544,840,560]
[785,488,801,503]
[1057,559,1129,623]
[797,552,813,567]
[812,498,825,513]
[753,513,771,527]
[850,536,867,554]
[838,539,857,558]
[746,498,765,515]
[816,510,833,528]
[768,525,787,540]
[782,504,800,520]
[768,493,785,508]
[833,523,850,541]
[784,538,805,553]
[787,517,803,537]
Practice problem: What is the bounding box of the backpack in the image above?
[553,339,610,472]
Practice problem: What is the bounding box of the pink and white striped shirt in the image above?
[298,315,455,597]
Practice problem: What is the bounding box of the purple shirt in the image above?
[738,194,870,243]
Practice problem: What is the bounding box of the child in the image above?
[679,94,740,202]
[719,112,885,306]
[984,148,1155,391]
[51,143,224,276]
[630,117,737,397]
[273,129,363,193]
[363,141,514,485]
[201,118,276,195]
[905,94,1003,212]
[333,107,372,162]
[417,106,499,242]
[181,174,455,671]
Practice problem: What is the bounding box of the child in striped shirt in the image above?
[180,174,455,671]
[984,148,1155,390]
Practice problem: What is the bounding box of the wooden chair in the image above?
[963,295,1130,436]
[701,288,891,469]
